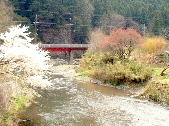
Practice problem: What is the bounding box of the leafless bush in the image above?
[89,28,106,51]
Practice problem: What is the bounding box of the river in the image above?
[19,70,169,126]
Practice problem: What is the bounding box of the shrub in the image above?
[141,37,168,54]
[138,36,168,65]
[89,28,106,51]
[142,78,169,104]
[90,60,152,85]
[79,51,116,71]
[100,28,144,59]
[79,51,106,70]
[132,36,168,65]
[79,48,152,85]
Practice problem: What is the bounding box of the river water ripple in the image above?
[19,75,169,126]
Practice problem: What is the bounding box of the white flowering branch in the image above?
[0,25,52,88]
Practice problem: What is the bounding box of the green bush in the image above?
[79,51,105,70]
[90,60,152,85]
[79,50,152,85]
[79,51,115,70]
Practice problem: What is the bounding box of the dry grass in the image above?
[142,77,169,104]
[141,37,168,54]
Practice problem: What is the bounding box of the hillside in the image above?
[11,0,169,43]
[0,0,14,34]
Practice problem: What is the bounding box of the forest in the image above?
[11,0,169,43]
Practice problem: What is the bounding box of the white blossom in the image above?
[0,25,52,88]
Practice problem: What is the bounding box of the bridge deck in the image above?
[38,44,89,64]
[38,44,90,52]
[38,44,90,48]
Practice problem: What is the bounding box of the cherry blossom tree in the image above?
[0,25,52,88]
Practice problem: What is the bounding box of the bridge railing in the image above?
[38,44,90,48]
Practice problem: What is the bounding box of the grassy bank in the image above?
[77,29,169,104]
[140,67,169,104]
[77,52,169,104]
[77,51,152,85]
[142,77,169,104]
[0,73,36,125]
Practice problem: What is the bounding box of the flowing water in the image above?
[19,74,169,126]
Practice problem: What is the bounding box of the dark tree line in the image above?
[11,0,169,43]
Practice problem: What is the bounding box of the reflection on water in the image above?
[19,75,169,126]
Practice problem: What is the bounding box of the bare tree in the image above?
[100,13,141,34]
[89,28,106,51]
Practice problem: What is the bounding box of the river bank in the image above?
[51,65,143,96]
[0,63,167,126]
[0,73,36,126]
[18,64,169,126]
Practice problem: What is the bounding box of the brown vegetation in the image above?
[142,78,169,103]
[141,37,168,55]
[0,0,14,34]
[89,28,106,51]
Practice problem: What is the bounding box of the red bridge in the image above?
[38,44,90,52]
[38,44,90,64]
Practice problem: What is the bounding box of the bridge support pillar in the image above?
[68,50,73,65]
